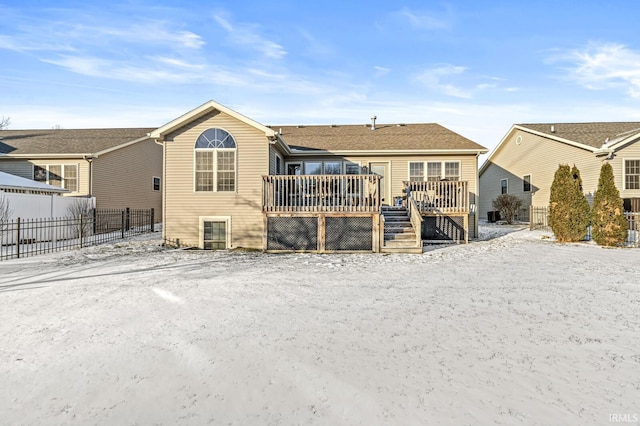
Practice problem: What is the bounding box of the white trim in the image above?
[407,160,461,181]
[150,100,276,141]
[288,148,487,157]
[607,132,640,151]
[368,161,392,204]
[407,161,425,181]
[192,127,238,193]
[199,216,232,249]
[283,160,362,175]
[32,162,79,193]
[152,176,161,192]
[623,158,640,191]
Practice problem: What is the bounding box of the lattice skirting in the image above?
[266,215,375,252]
[325,217,373,251]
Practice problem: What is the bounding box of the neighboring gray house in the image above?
[479,122,640,221]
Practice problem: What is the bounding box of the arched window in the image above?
[194,128,237,192]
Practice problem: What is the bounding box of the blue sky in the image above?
[2,0,640,157]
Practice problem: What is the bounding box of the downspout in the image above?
[474,152,480,238]
[153,138,166,243]
[83,155,94,199]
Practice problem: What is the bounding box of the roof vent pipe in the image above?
[371,115,377,130]
[551,125,555,133]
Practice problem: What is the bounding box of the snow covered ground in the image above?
[1,223,639,425]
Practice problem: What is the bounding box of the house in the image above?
[0,170,77,220]
[150,100,487,253]
[479,122,640,221]
[0,128,162,216]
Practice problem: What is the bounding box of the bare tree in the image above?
[0,192,13,244]
[67,198,94,238]
[0,116,10,130]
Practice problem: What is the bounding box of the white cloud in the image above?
[214,14,286,59]
[149,56,205,70]
[415,65,472,98]
[42,55,221,85]
[556,42,640,98]
[373,66,390,78]
[394,7,450,31]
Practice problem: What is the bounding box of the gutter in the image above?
[286,148,489,157]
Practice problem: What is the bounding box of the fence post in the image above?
[92,208,97,234]
[529,206,533,231]
[125,207,130,231]
[79,215,83,248]
[16,217,20,259]
[150,208,155,232]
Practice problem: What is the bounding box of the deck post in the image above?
[372,213,380,253]
[318,215,326,252]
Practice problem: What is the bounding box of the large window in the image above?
[33,164,78,192]
[289,161,360,175]
[410,161,460,181]
[195,128,236,192]
[409,162,424,181]
[324,161,342,174]
[625,160,640,190]
[426,162,442,181]
[444,162,460,181]
[304,162,322,175]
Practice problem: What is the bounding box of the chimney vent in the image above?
[550,125,555,133]
[371,115,377,130]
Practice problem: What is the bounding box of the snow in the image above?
[1,223,639,425]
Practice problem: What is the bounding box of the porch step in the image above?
[381,206,422,253]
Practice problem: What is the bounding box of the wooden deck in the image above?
[263,175,381,213]
[404,180,469,215]
[262,176,471,251]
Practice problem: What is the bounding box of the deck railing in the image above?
[263,175,381,213]
[404,180,469,214]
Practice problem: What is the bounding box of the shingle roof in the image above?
[0,128,154,155]
[518,122,640,149]
[274,123,487,152]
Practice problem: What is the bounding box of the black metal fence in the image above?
[0,208,155,261]
[528,206,640,247]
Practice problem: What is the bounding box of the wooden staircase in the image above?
[381,206,423,253]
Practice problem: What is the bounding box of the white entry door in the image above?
[369,162,390,205]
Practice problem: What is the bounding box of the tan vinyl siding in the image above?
[615,141,640,199]
[91,138,162,213]
[479,130,602,220]
[164,110,269,249]
[284,153,480,238]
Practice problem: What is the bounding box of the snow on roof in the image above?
[0,171,69,193]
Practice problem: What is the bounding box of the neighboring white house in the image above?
[0,171,95,219]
